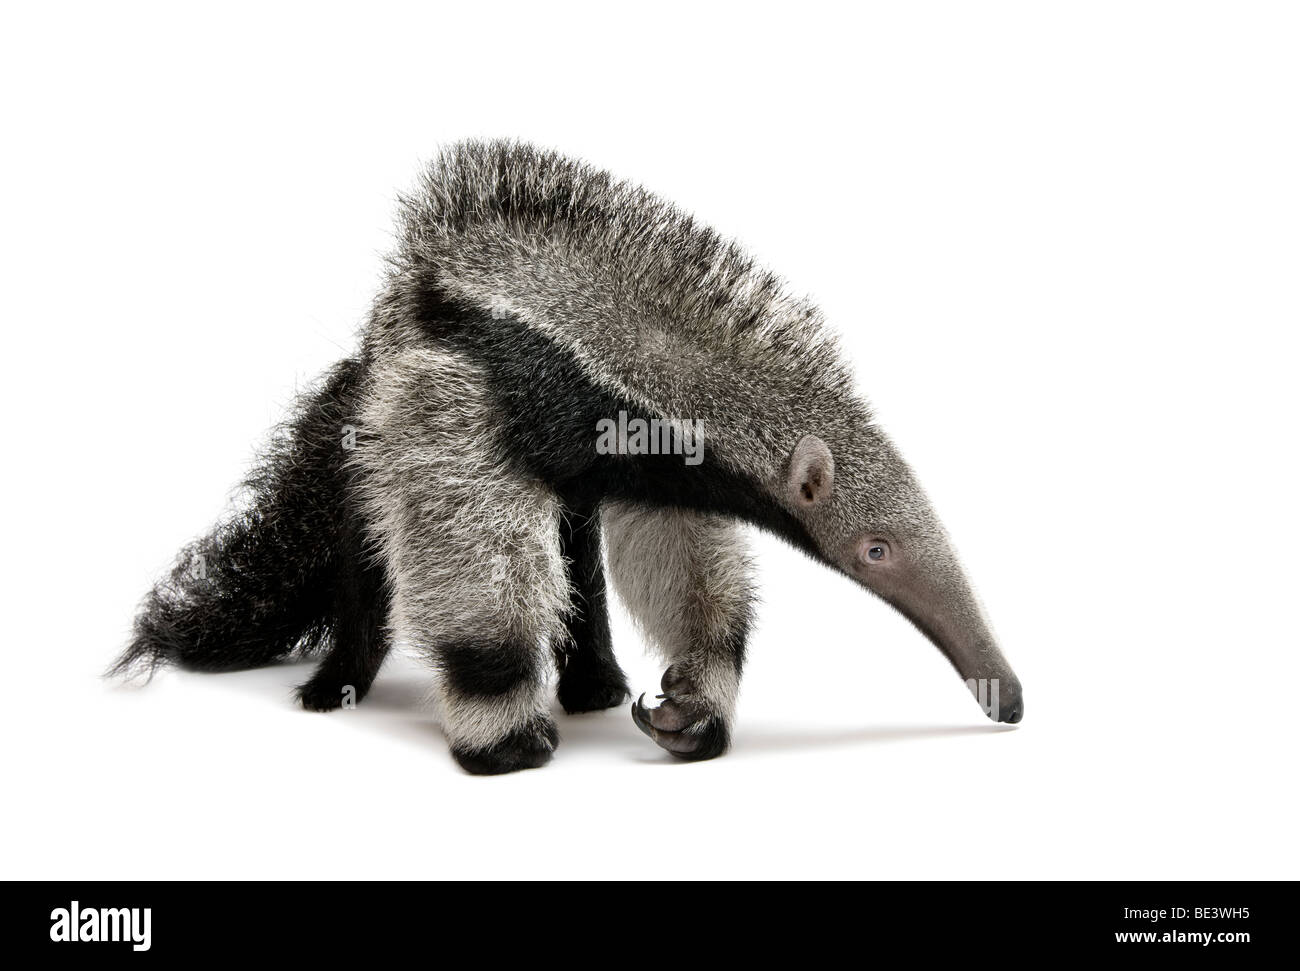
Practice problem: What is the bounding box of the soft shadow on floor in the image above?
[732,722,1017,756]
[173,660,445,752]
[610,722,1019,766]
[157,663,1016,763]
[552,704,647,756]
[353,675,431,713]
[183,662,642,756]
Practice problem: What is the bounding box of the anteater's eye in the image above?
[860,539,890,564]
[855,537,891,567]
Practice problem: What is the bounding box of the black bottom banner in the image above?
[1,880,1284,961]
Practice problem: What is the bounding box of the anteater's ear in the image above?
[787,434,835,509]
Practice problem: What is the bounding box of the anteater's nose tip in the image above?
[1000,697,1024,724]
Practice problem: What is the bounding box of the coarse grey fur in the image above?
[117,139,1022,773]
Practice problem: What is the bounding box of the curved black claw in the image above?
[631,693,730,761]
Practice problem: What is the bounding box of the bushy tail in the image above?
[110,358,367,679]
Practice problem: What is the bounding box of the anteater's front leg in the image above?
[604,503,756,760]
[399,484,571,774]
[400,491,571,774]
[356,349,573,773]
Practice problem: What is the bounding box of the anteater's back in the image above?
[369,139,863,483]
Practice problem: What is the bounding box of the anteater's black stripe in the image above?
[439,639,540,698]
[410,286,820,559]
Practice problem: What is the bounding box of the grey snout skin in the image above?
[869,577,1024,726]
[994,677,1024,724]
[951,649,1023,724]
[926,624,1023,725]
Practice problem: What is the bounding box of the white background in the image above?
[2,2,1297,880]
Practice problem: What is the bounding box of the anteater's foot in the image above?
[451,715,559,775]
[297,679,346,712]
[296,674,369,712]
[558,663,631,714]
[630,666,731,761]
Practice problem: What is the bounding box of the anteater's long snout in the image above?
[870,566,1024,724]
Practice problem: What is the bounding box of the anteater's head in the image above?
[782,430,1023,724]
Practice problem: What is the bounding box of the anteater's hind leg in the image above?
[296,518,391,711]
[356,347,573,774]
[604,502,756,761]
[554,501,630,714]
